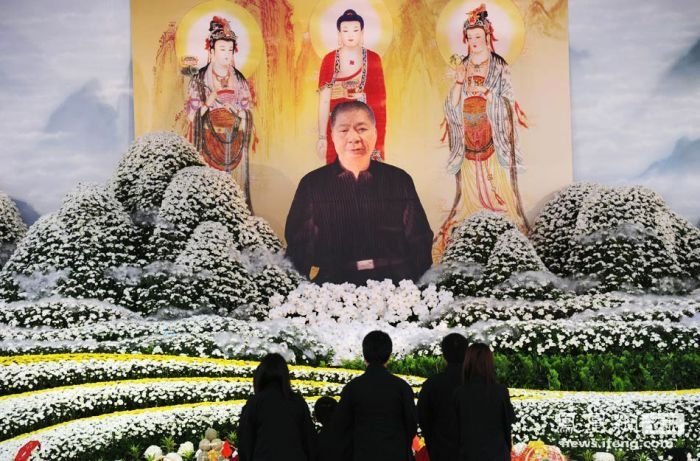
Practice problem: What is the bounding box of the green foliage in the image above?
[343,351,700,391]
[341,355,447,378]
[226,430,238,445]
[127,443,142,461]
[161,435,176,453]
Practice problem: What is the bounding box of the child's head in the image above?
[314,396,338,427]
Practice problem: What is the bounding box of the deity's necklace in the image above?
[469,55,490,72]
[212,67,230,87]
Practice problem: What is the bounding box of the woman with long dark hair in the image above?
[454,343,515,461]
[237,353,316,461]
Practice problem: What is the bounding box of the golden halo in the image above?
[309,0,394,58]
[175,0,263,76]
[436,0,525,65]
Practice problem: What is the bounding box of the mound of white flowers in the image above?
[430,212,567,300]
[0,133,299,313]
[0,191,26,268]
[531,183,700,294]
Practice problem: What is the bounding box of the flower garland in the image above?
[0,377,344,440]
[0,353,425,396]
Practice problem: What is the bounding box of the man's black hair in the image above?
[362,330,392,365]
[441,333,469,365]
[330,100,376,128]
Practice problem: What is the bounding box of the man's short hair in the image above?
[362,330,392,365]
[330,101,376,128]
[441,333,469,364]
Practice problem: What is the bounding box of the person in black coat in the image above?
[417,333,469,461]
[332,330,418,461]
[237,353,317,461]
[454,343,515,461]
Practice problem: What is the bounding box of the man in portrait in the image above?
[285,101,433,285]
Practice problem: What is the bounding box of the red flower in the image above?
[221,440,235,459]
[14,441,40,461]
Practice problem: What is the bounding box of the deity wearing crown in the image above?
[437,4,529,254]
[185,16,254,211]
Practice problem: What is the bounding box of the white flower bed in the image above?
[0,401,246,461]
[269,280,454,326]
[266,280,456,362]
[3,292,697,363]
[0,389,696,461]
[0,354,424,396]
[512,390,700,455]
[0,377,343,440]
[431,293,700,328]
[0,315,331,364]
[0,297,141,328]
[418,319,700,355]
[0,314,244,343]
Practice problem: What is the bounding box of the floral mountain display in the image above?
[430,212,568,300]
[0,133,699,460]
[530,183,700,294]
[111,132,205,231]
[0,191,26,269]
[0,133,299,314]
[0,184,138,304]
[147,166,251,261]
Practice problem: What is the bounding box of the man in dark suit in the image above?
[285,101,433,285]
[332,330,418,461]
[416,333,469,461]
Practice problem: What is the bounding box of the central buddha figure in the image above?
[317,9,387,164]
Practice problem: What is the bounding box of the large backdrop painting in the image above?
[131,0,573,259]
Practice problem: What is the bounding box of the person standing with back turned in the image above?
[237,353,317,461]
[332,330,418,461]
[417,333,469,461]
[454,343,515,461]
